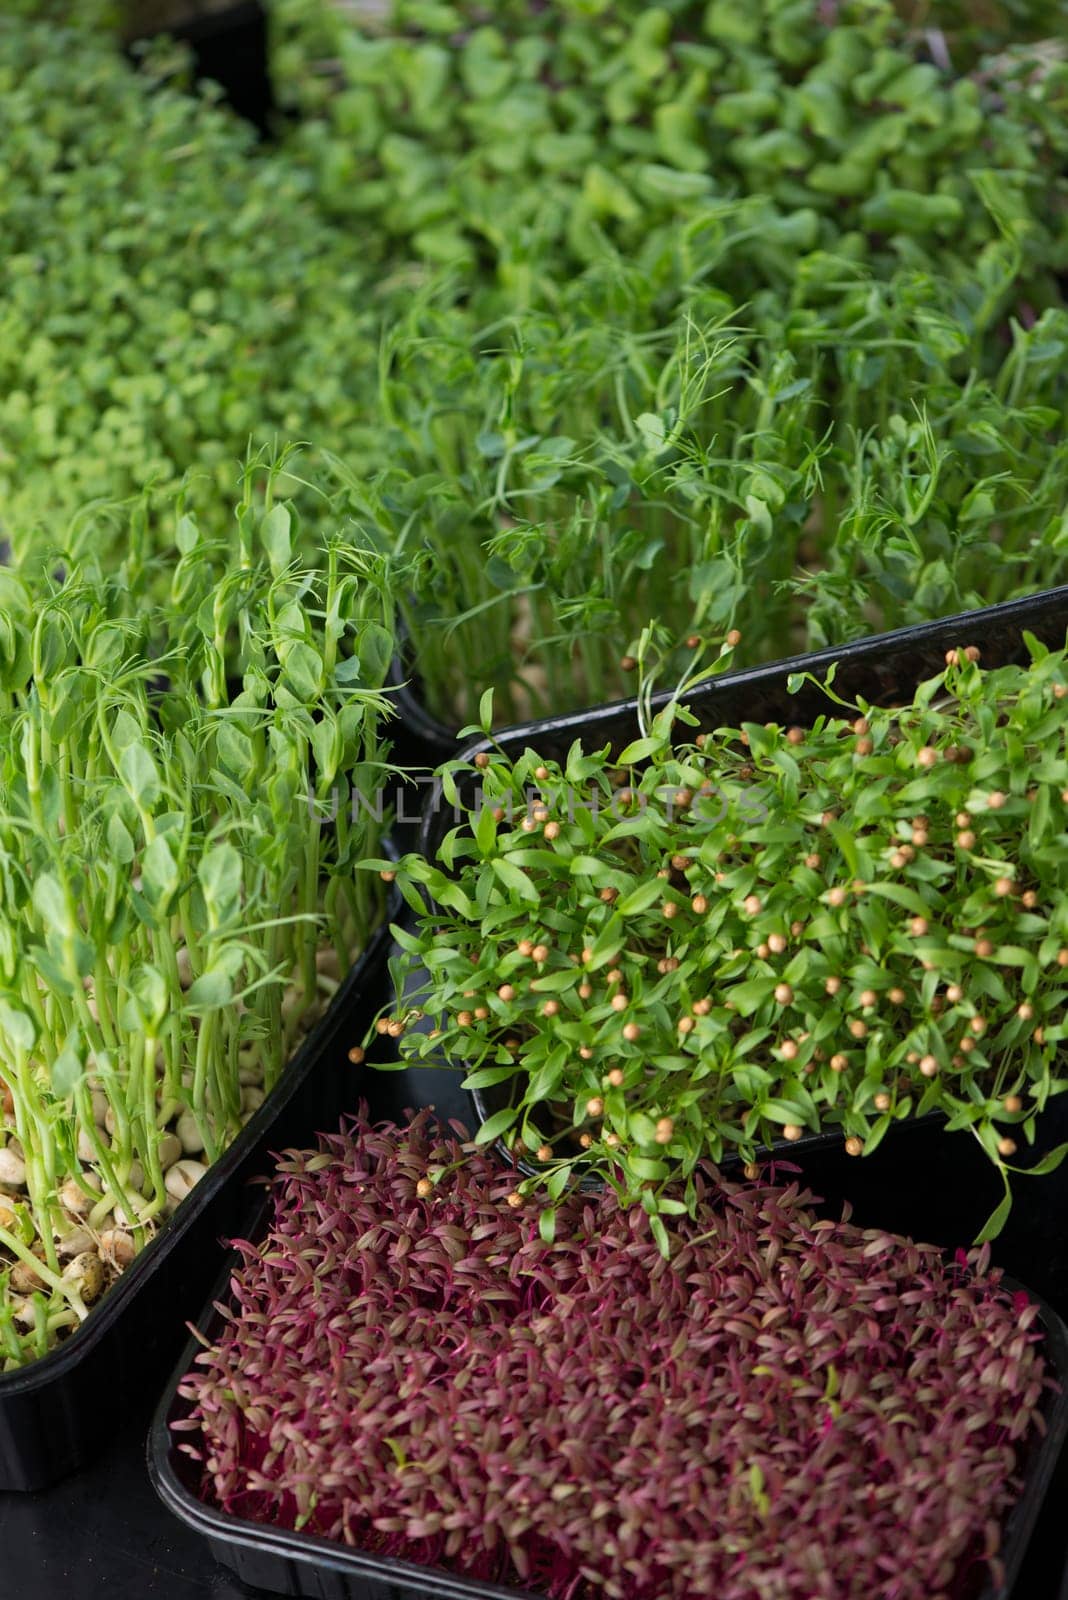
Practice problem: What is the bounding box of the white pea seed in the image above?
[59,1174,101,1216]
[57,1228,95,1259]
[241,1087,265,1117]
[238,1064,263,1088]
[11,1297,36,1328]
[11,1256,45,1293]
[77,1127,106,1164]
[165,1159,208,1204]
[175,947,194,990]
[0,1147,27,1187]
[157,1133,183,1172]
[175,1111,206,1155]
[104,1105,118,1137]
[63,1251,105,1304]
[91,1090,109,1128]
[127,1161,144,1193]
[315,947,341,979]
[98,1229,136,1268]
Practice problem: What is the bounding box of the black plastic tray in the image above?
[411,581,1068,1308]
[149,1144,1068,1600]
[0,901,398,1493]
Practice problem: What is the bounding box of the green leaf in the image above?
[1013,1141,1068,1178]
[175,514,200,555]
[186,969,236,1009]
[261,503,292,575]
[569,856,606,877]
[546,1166,571,1201]
[474,1106,518,1145]
[131,965,168,1028]
[0,1001,36,1056]
[142,834,179,908]
[119,742,161,808]
[538,1205,557,1243]
[50,1043,84,1099]
[636,413,666,451]
[974,1178,1013,1244]
[283,641,324,701]
[865,881,932,916]
[616,878,664,916]
[198,844,242,918]
[649,1213,671,1257]
[32,873,72,938]
[490,857,539,905]
[616,736,662,765]
[627,1156,670,1180]
[106,812,136,865]
[356,622,393,686]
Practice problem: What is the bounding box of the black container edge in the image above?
[465,1079,928,1189]
[411,583,1068,860]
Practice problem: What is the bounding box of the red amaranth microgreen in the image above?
[372,634,1068,1244]
[176,1108,1052,1600]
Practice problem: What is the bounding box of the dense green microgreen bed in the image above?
[336,263,1068,724]
[0,464,394,1367]
[271,0,1068,297]
[267,0,1068,726]
[2,4,1067,727]
[0,15,380,554]
[373,639,1068,1245]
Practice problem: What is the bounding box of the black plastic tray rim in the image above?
[402,583,1068,814]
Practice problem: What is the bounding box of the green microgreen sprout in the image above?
[0,460,395,1367]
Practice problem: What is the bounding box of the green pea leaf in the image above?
[0,1000,36,1056]
[119,742,161,808]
